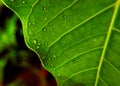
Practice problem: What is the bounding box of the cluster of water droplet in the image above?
[33,39,41,49]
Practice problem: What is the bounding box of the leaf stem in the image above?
[95,0,120,86]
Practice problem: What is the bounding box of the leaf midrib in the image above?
[95,0,120,86]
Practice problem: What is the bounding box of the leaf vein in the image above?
[99,77,108,86]
[113,27,120,33]
[48,3,115,48]
[54,47,103,70]
[35,0,78,33]
[95,1,120,85]
[104,58,120,74]
[56,33,106,58]
[62,67,97,84]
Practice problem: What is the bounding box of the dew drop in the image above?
[63,15,67,19]
[22,0,26,4]
[73,60,77,64]
[33,21,36,25]
[51,28,54,32]
[57,74,61,77]
[48,58,51,61]
[45,17,48,20]
[53,55,56,58]
[42,28,47,32]
[42,6,47,10]
[36,46,40,49]
[38,43,41,45]
[44,42,48,46]
[28,30,34,35]
[50,64,54,67]
[28,22,31,26]
[33,39,37,44]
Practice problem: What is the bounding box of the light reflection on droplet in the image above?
[28,22,31,26]
[42,28,47,32]
[53,55,56,58]
[44,42,48,46]
[42,6,47,10]
[22,0,26,4]
[45,17,48,20]
[50,64,54,67]
[36,46,40,49]
[33,39,37,44]
[73,60,77,64]
[57,74,61,77]
[48,58,51,61]
[63,15,67,19]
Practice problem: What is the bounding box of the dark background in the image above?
[0,3,57,86]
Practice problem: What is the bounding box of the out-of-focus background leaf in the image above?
[0,3,56,86]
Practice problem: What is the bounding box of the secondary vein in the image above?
[94,1,120,86]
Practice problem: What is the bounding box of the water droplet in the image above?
[45,17,48,20]
[73,60,77,64]
[51,28,54,32]
[44,42,48,46]
[22,0,26,4]
[42,28,47,32]
[33,39,37,44]
[28,30,34,35]
[33,21,35,25]
[57,74,61,77]
[50,64,54,67]
[28,22,31,26]
[63,15,67,19]
[38,43,41,45]
[48,58,51,61]
[53,55,56,58]
[36,46,40,49]
[42,6,47,10]
[10,0,14,2]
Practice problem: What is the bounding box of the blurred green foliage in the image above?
[0,3,56,86]
[0,15,17,52]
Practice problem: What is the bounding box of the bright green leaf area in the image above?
[1,0,120,86]
[0,15,17,52]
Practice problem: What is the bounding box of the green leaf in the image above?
[1,0,120,86]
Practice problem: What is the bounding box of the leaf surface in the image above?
[1,0,120,86]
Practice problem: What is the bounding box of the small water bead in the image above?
[28,22,31,26]
[38,43,41,45]
[33,39,37,44]
[57,74,61,77]
[48,58,51,61]
[36,45,40,49]
[22,0,26,4]
[28,30,34,35]
[44,42,48,46]
[32,21,36,25]
[45,17,48,20]
[42,28,47,32]
[50,64,54,67]
[73,60,77,64]
[53,55,56,58]
[42,6,47,10]
[63,15,67,19]
[50,28,54,32]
